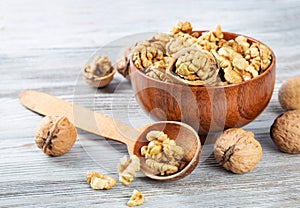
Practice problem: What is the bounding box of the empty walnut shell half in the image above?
[166,48,220,86]
[34,115,77,156]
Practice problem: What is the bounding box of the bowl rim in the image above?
[130,30,276,89]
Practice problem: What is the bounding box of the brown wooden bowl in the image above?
[129,31,276,135]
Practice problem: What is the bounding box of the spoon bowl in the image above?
[134,121,201,181]
[19,90,201,181]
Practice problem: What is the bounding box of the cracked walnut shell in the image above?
[214,128,262,174]
[270,110,300,154]
[116,46,133,79]
[82,56,116,88]
[34,115,77,156]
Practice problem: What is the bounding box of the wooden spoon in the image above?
[19,90,201,181]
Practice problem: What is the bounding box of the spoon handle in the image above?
[19,90,140,152]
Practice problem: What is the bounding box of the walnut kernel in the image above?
[198,24,223,51]
[140,130,185,176]
[270,110,300,154]
[278,76,300,110]
[127,189,145,207]
[34,115,77,156]
[214,128,262,174]
[86,171,116,190]
[118,155,140,185]
[145,159,178,176]
[151,33,172,48]
[170,21,193,35]
[132,40,165,70]
[130,21,273,86]
[166,33,200,55]
[174,49,218,82]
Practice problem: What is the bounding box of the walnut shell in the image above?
[82,56,115,88]
[214,128,262,174]
[116,56,130,79]
[166,48,219,86]
[116,46,135,79]
[278,76,300,110]
[34,115,77,156]
[83,69,116,88]
[270,110,300,154]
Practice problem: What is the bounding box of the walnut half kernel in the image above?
[166,48,220,86]
[118,155,140,185]
[214,128,262,174]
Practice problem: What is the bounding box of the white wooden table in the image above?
[0,0,299,207]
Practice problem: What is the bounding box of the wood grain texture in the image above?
[0,0,299,207]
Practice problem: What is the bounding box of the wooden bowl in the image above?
[129,31,276,135]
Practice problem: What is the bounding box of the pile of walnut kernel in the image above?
[85,155,144,207]
[141,130,185,176]
[119,21,272,85]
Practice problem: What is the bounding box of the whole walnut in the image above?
[278,76,300,110]
[34,115,77,156]
[270,110,300,154]
[214,128,262,174]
